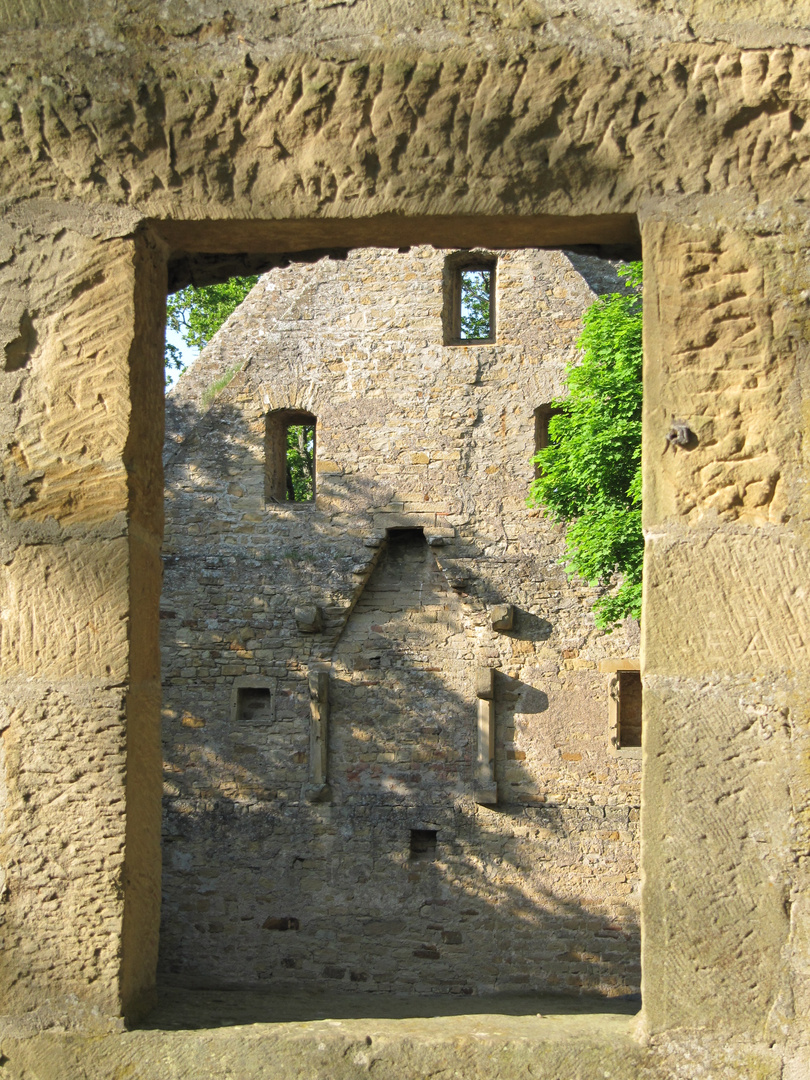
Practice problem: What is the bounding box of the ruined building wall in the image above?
[159,246,641,996]
[2,2,810,1067]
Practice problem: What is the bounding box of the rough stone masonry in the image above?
[1,0,810,1076]
[160,245,641,997]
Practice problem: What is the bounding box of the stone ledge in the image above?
[0,992,645,1080]
[0,990,784,1079]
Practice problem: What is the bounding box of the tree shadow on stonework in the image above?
[159,639,640,1011]
[158,398,640,1024]
[138,984,639,1030]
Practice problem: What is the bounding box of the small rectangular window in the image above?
[265,410,316,504]
[617,670,642,748]
[533,404,563,478]
[410,829,437,862]
[601,660,642,756]
[231,683,276,727]
[459,268,493,341]
[238,687,273,724]
[444,253,497,344]
[534,404,563,452]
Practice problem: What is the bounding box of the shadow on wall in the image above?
[138,983,640,1032]
[159,394,641,1011]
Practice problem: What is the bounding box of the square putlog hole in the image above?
[410,829,438,862]
[237,686,273,724]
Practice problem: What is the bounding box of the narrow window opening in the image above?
[617,670,642,748]
[443,253,497,344]
[459,268,493,341]
[533,403,563,477]
[265,409,316,504]
[410,829,437,862]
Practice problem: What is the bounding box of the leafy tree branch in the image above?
[528,262,643,630]
[165,276,259,372]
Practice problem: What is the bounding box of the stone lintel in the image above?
[599,659,641,673]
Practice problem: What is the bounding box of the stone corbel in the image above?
[489,604,514,631]
[296,604,323,633]
[306,668,331,802]
[474,667,498,805]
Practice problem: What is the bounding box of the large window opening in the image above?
[157,229,643,1013]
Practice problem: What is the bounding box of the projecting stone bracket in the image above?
[474,667,498,805]
[305,668,331,803]
[489,604,514,631]
[296,604,323,633]
[425,527,455,547]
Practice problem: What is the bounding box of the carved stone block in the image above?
[475,667,495,699]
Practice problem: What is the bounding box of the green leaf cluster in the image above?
[459,270,492,340]
[528,262,643,629]
[286,424,315,502]
[165,276,259,372]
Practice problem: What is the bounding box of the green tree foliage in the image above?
[459,269,492,339]
[165,276,259,372]
[286,424,315,502]
[528,262,643,629]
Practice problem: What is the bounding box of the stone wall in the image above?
[2,2,810,1071]
[159,245,641,996]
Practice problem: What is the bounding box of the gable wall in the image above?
[160,245,641,994]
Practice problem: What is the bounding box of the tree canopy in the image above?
[165,275,259,372]
[528,262,643,630]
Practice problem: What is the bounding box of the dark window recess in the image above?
[533,404,563,478]
[265,410,316,504]
[534,403,563,451]
[410,829,438,862]
[237,687,273,724]
[443,253,497,344]
[617,670,642,748]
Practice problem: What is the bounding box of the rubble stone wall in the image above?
[160,246,641,995]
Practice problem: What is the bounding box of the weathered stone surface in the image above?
[295,604,324,634]
[0,990,788,1080]
[2,2,810,234]
[0,0,809,1072]
[0,226,166,1027]
[475,667,496,701]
